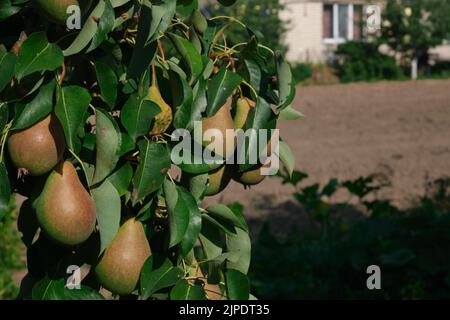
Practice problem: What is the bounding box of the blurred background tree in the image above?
[202,0,288,53]
[380,0,450,75]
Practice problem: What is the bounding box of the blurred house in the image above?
[280,0,450,63]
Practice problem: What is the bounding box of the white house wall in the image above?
[280,1,325,63]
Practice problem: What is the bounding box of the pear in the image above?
[233,97,255,130]
[7,114,65,176]
[95,218,151,296]
[201,100,236,160]
[33,161,96,246]
[35,0,93,25]
[233,165,266,186]
[205,165,232,197]
[147,65,173,136]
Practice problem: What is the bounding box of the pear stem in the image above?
[57,63,66,86]
[157,39,166,62]
[151,64,157,88]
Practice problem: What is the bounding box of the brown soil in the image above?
[204,79,450,214]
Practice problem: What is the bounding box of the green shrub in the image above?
[291,63,313,83]
[427,61,450,79]
[336,41,405,82]
[0,200,24,300]
[249,170,450,299]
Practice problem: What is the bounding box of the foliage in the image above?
[0,200,24,300]
[380,0,450,69]
[202,0,288,53]
[0,0,297,300]
[250,170,450,299]
[291,63,312,84]
[335,41,405,82]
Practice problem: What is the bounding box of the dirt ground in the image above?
[204,79,450,215]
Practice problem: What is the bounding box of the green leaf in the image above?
[170,70,194,129]
[146,0,177,44]
[276,51,296,111]
[54,85,92,151]
[177,0,198,17]
[179,187,202,256]
[91,179,121,254]
[226,228,251,274]
[183,172,208,202]
[32,277,104,300]
[132,140,171,204]
[167,32,203,85]
[238,97,277,172]
[94,61,118,109]
[170,280,206,300]
[12,79,56,130]
[244,59,262,93]
[127,4,157,79]
[92,108,121,184]
[225,269,249,300]
[206,203,248,231]
[120,94,160,142]
[202,214,236,236]
[175,140,222,174]
[0,102,8,133]
[0,163,11,217]
[163,179,190,248]
[140,257,184,300]
[108,162,133,196]
[206,68,242,117]
[0,52,16,92]
[15,32,63,80]
[88,0,115,52]
[63,1,106,56]
[278,140,295,178]
[279,105,303,121]
[118,132,135,156]
[0,0,21,21]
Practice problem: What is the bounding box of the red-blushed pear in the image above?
[33,161,96,246]
[201,100,236,160]
[7,114,65,176]
[95,218,151,296]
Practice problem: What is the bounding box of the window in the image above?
[323,3,363,44]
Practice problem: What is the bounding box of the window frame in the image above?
[323,3,354,44]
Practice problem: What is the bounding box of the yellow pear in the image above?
[201,100,236,160]
[147,65,173,136]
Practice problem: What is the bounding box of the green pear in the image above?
[33,161,96,246]
[35,0,93,25]
[95,218,151,296]
[8,114,65,176]
[233,165,266,186]
[205,165,232,196]
[233,97,255,130]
